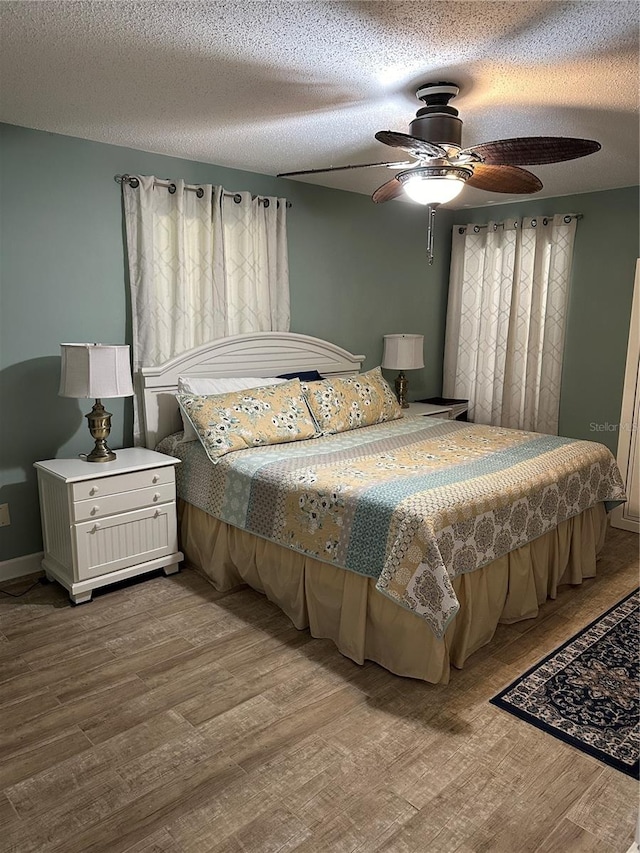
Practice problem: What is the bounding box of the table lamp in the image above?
[59,343,134,462]
[381,334,424,409]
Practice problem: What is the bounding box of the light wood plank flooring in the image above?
[0,526,637,853]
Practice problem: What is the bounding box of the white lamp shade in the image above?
[381,334,425,371]
[402,175,465,205]
[59,344,134,399]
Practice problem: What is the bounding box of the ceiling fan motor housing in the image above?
[410,82,463,148]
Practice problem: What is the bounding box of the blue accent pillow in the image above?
[277,370,323,382]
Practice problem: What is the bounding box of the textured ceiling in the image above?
[0,1,638,208]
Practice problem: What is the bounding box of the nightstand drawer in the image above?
[72,482,176,522]
[71,466,174,501]
[73,503,178,580]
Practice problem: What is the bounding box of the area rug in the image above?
[491,588,639,778]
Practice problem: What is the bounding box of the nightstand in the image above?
[406,401,469,419]
[34,448,183,604]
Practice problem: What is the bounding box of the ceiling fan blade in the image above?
[466,164,543,194]
[277,160,411,178]
[375,131,447,160]
[372,177,404,204]
[462,136,601,166]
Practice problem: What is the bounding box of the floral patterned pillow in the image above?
[302,366,402,435]
[177,379,318,462]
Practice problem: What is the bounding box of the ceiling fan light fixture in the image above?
[397,166,471,205]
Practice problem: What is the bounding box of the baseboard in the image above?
[0,552,44,583]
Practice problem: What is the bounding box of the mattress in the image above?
[158,416,625,638]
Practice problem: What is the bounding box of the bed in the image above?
[141,331,626,684]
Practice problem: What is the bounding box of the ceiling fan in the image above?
[278,82,601,262]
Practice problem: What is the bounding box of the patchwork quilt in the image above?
[159,417,626,638]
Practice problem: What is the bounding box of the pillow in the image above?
[177,379,318,462]
[301,366,402,435]
[277,370,323,382]
[177,375,287,441]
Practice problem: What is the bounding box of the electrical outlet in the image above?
[0,504,10,527]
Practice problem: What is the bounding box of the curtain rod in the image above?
[457,213,582,234]
[114,174,292,208]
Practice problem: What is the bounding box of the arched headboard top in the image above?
[140,331,366,448]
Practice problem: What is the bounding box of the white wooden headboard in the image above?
[140,331,365,449]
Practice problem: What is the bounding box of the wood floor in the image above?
[0,527,638,853]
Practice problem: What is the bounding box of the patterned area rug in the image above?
[491,589,639,778]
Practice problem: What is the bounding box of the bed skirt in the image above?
[178,500,609,684]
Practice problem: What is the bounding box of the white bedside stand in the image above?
[406,401,469,419]
[34,448,183,604]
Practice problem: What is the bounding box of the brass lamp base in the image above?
[85,399,117,462]
[395,371,410,409]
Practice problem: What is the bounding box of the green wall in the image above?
[451,186,639,454]
[0,122,453,561]
[1,122,636,563]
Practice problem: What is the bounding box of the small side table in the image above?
[406,401,469,419]
[34,448,183,604]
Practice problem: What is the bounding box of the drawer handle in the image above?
[153,493,160,502]
[152,475,160,484]
[90,506,100,515]
[153,510,160,518]
[91,523,100,533]
[89,487,98,496]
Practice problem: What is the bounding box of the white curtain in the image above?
[443,214,577,434]
[123,176,290,442]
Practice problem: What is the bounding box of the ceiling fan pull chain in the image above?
[426,205,437,265]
